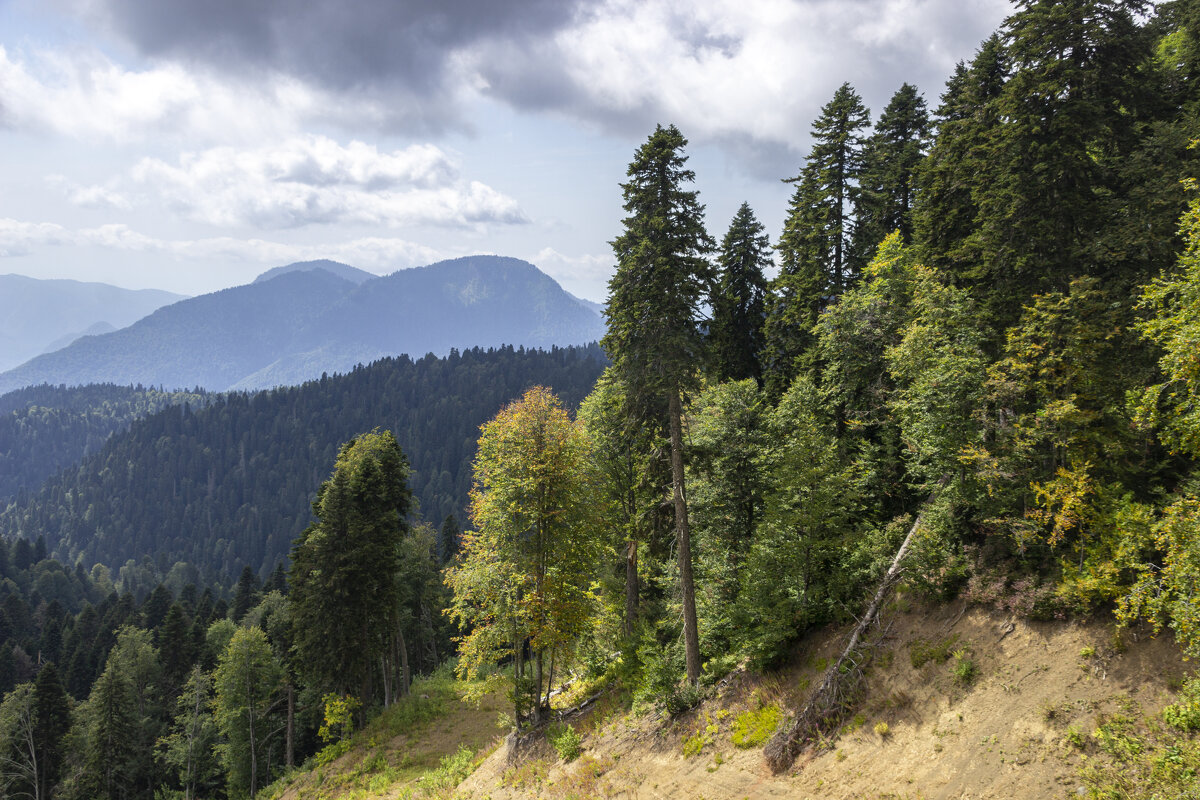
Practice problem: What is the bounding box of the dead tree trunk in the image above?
[763,477,947,773]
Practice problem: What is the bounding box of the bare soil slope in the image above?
[459,602,1186,800]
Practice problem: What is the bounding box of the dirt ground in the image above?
[457,601,1187,800]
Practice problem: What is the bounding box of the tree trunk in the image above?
[397,624,410,698]
[624,538,639,637]
[285,681,294,770]
[669,388,701,684]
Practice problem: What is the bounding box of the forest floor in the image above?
[269,599,1189,799]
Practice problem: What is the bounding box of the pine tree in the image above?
[439,514,461,566]
[603,124,714,684]
[710,202,771,383]
[806,83,872,294]
[856,83,931,255]
[231,566,260,624]
[289,430,411,709]
[762,162,829,394]
[32,663,70,800]
[914,35,1008,283]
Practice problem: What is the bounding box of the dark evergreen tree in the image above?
[603,123,714,684]
[806,82,872,293]
[856,82,931,255]
[158,604,193,688]
[32,662,70,799]
[438,514,461,566]
[762,162,830,395]
[140,584,172,631]
[289,431,412,708]
[231,566,260,624]
[709,202,771,383]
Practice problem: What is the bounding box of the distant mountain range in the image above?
[0,256,606,393]
[0,274,186,373]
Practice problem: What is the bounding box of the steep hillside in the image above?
[0,256,606,393]
[268,604,1190,800]
[0,274,185,372]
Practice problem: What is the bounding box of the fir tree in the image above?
[289,431,412,709]
[603,124,714,684]
[710,202,771,383]
[856,82,931,255]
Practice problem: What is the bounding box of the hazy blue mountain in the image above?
[0,256,606,393]
[253,258,376,285]
[0,274,185,372]
[39,321,117,355]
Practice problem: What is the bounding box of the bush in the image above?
[731,705,781,748]
[951,648,978,684]
[547,722,583,762]
[665,684,704,716]
[1163,677,1200,732]
[874,721,890,737]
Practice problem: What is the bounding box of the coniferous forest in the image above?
[5,2,1200,798]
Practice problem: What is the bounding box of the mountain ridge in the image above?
[0,256,605,393]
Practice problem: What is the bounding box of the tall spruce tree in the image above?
[288,430,411,709]
[710,202,771,383]
[762,162,828,395]
[806,82,872,293]
[856,83,931,255]
[972,0,1154,329]
[762,84,870,394]
[32,663,69,800]
[603,124,714,684]
[913,35,1008,282]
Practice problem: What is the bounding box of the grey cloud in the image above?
[84,0,585,109]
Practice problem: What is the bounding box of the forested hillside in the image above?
[0,345,605,584]
[0,384,211,502]
[7,3,1200,800]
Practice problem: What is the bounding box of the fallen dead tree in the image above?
[763,477,948,773]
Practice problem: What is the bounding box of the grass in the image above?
[731,704,781,748]
[260,666,493,800]
[909,635,960,669]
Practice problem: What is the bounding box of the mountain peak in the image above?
[254,260,377,285]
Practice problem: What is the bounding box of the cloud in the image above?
[0,44,400,143]
[0,217,445,270]
[58,0,1010,165]
[529,247,613,301]
[477,0,1013,170]
[72,136,528,230]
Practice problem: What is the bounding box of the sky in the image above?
[0,0,1013,303]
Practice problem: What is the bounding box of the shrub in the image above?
[547,722,583,762]
[731,705,781,748]
[665,684,704,716]
[1163,677,1200,732]
[951,648,978,684]
[874,721,890,737]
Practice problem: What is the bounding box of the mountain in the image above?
[0,256,606,393]
[0,274,185,372]
[0,344,607,582]
[252,258,376,285]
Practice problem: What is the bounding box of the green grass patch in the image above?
[731,704,781,748]
[909,634,960,669]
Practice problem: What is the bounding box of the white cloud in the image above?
[476,0,1011,156]
[0,44,393,143]
[0,217,444,270]
[529,246,613,301]
[62,136,528,230]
